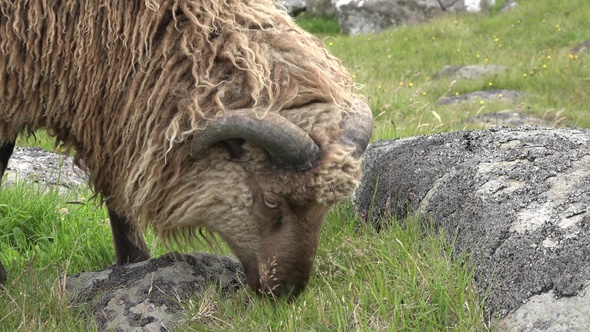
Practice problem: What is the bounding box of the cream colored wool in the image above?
[0,0,361,241]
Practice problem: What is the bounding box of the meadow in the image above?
[1,0,589,330]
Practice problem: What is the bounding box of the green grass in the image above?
[3,0,590,330]
[0,183,107,330]
[179,208,489,331]
[16,131,58,152]
[295,13,340,35]
[311,0,590,140]
[0,188,490,331]
[0,183,200,330]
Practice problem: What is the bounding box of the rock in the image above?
[433,65,510,80]
[66,252,245,331]
[305,0,337,16]
[3,147,87,193]
[499,0,518,13]
[335,0,466,35]
[353,127,590,329]
[464,0,517,14]
[281,0,307,16]
[498,285,590,331]
[469,111,551,129]
[571,39,590,55]
[333,0,516,35]
[437,89,525,105]
[464,0,495,12]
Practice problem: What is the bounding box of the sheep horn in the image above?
[341,99,373,156]
[191,109,321,172]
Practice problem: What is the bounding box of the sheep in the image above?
[0,0,373,297]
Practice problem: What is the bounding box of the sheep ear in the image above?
[221,139,245,159]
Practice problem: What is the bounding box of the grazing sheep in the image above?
[0,0,373,296]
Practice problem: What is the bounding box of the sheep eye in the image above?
[263,196,279,209]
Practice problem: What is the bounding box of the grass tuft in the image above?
[295,13,340,35]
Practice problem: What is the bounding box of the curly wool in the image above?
[0,0,360,238]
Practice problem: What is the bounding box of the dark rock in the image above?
[353,127,590,329]
[66,252,245,331]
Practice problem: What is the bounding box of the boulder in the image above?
[335,0,464,35]
[281,0,307,16]
[334,0,514,35]
[464,0,495,12]
[66,252,245,331]
[353,127,590,330]
[306,0,337,16]
[464,0,517,14]
[3,147,87,193]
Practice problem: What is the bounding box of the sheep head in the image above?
[186,100,373,297]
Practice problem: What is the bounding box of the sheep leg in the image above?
[0,140,15,284]
[0,140,14,189]
[107,208,151,265]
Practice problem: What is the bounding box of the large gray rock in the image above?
[464,0,495,12]
[281,0,307,15]
[3,147,87,192]
[353,127,590,330]
[306,0,337,16]
[498,285,590,331]
[334,0,508,35]
[335,0,464,35]
[66,252,245,331]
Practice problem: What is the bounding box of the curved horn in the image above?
[191,109,321,172]
[341,99,373,156]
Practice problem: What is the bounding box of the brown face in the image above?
[220,181,330,298]
[187,100,372,297]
